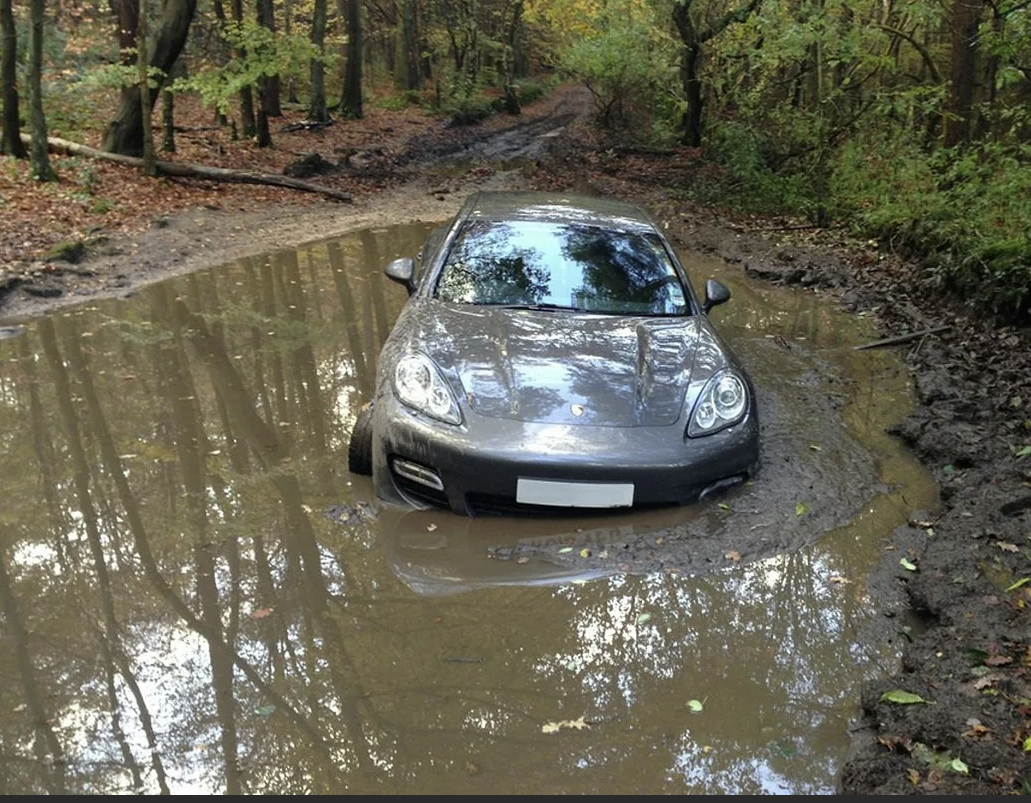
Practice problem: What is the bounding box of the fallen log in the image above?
[853,325,950,350]
[19,134,352,202]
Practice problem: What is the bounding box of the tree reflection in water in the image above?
[0,225,932,793]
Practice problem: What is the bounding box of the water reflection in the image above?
[0,225,935,793]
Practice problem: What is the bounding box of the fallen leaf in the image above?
[559,547,573,554]
[542,717,589,733]
[900,557,918,571]
[687,699,704,713]
[250,607,273,620]
[426,523,438,532]
[963,723,990,737]
[908,768,921,786]
[809,443,822,451]
[1006,577,1029,592]
[636,612,652,625]
[725,550,741,562]
[997,542,1020,552]
[255,704,276,717]
[580,548,591,558]
[949,758,969,774]
[880,689,930,705]
[972,674,1002,690]
[984,654,1013,666]
[1023,736,1031,753]
[829,575,851,584]
[795,501,809,516]
[717,502,730,510]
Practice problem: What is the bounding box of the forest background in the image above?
[0,0,1029,323]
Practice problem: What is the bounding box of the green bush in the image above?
[445,95,504,127]
[830,135,1031,321]
[686,118,817,216]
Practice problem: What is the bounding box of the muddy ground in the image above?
[2,85,1030,794]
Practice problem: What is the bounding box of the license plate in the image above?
[516,478,634,508]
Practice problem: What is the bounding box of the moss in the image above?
[42,239,87,264]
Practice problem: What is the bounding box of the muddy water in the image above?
[0,223,936,794]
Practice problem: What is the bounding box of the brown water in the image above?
[0,223,937,794]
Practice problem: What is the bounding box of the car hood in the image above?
[408,305,728,427]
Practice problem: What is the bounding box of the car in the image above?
[348,191,760,516]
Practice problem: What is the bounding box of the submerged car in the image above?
[348,191,759,516]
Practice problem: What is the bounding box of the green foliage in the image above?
[172,21,326,115]
[830,134,1031,321]
[558,18,675,132]
[445,94,505,126]
[683,118,817,215]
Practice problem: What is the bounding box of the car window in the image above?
[433,219,690,315]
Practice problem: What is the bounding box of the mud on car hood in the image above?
[400,303,730,427]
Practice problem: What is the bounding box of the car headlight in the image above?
[393,353,462,425]
[688,369,748,437]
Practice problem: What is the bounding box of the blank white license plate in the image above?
[516,478,635,508]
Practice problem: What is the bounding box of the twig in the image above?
[854,325,950,350]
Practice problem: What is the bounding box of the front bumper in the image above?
[371,394,759,516]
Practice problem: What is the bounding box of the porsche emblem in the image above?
[570,404,585,417]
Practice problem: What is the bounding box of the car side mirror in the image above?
[385,257,415,291]
[703,278,731,314]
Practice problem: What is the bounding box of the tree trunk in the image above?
[944,0,983,147]
[101,0,198,156]
[28,0,51,179]
[284,0,299,103]
[138,0,156,176]
[681,43,703,146]
[0,0,26,158]
[673,3,703,147]
[672,0,762,148]
[255,82,272,147]
[112,0,139,62]
[24,133,354,200]
[309,0,328,121]
[400,0,420,91]
[339,0,362,118]
[162,61,183,152]
[229,0,255,140]
[500,0,524,115]
[256,0,280,116]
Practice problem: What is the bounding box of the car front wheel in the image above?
[347,402,375,475]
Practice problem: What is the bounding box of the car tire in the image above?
[348,402,375,476]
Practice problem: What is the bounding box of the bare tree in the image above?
[309,0,329,121]
[0,0,27,157]
[339,0,362,118]
[944,0,984,147]
[28,0,51,178]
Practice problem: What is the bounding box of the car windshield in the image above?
[433,219,691,315]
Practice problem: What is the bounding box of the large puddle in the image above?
[0,222,937,793]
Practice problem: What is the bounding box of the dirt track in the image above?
[2,84,1029,794]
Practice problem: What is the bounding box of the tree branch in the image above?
[20,133,352,201]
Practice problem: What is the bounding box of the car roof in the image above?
[461,191,658,233]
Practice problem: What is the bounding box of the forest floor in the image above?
[1,84,1030,794]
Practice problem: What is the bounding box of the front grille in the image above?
[465,492,590,517]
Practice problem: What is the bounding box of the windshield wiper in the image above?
[492,303,590,313]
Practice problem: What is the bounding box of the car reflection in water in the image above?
[374,494,704,597]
